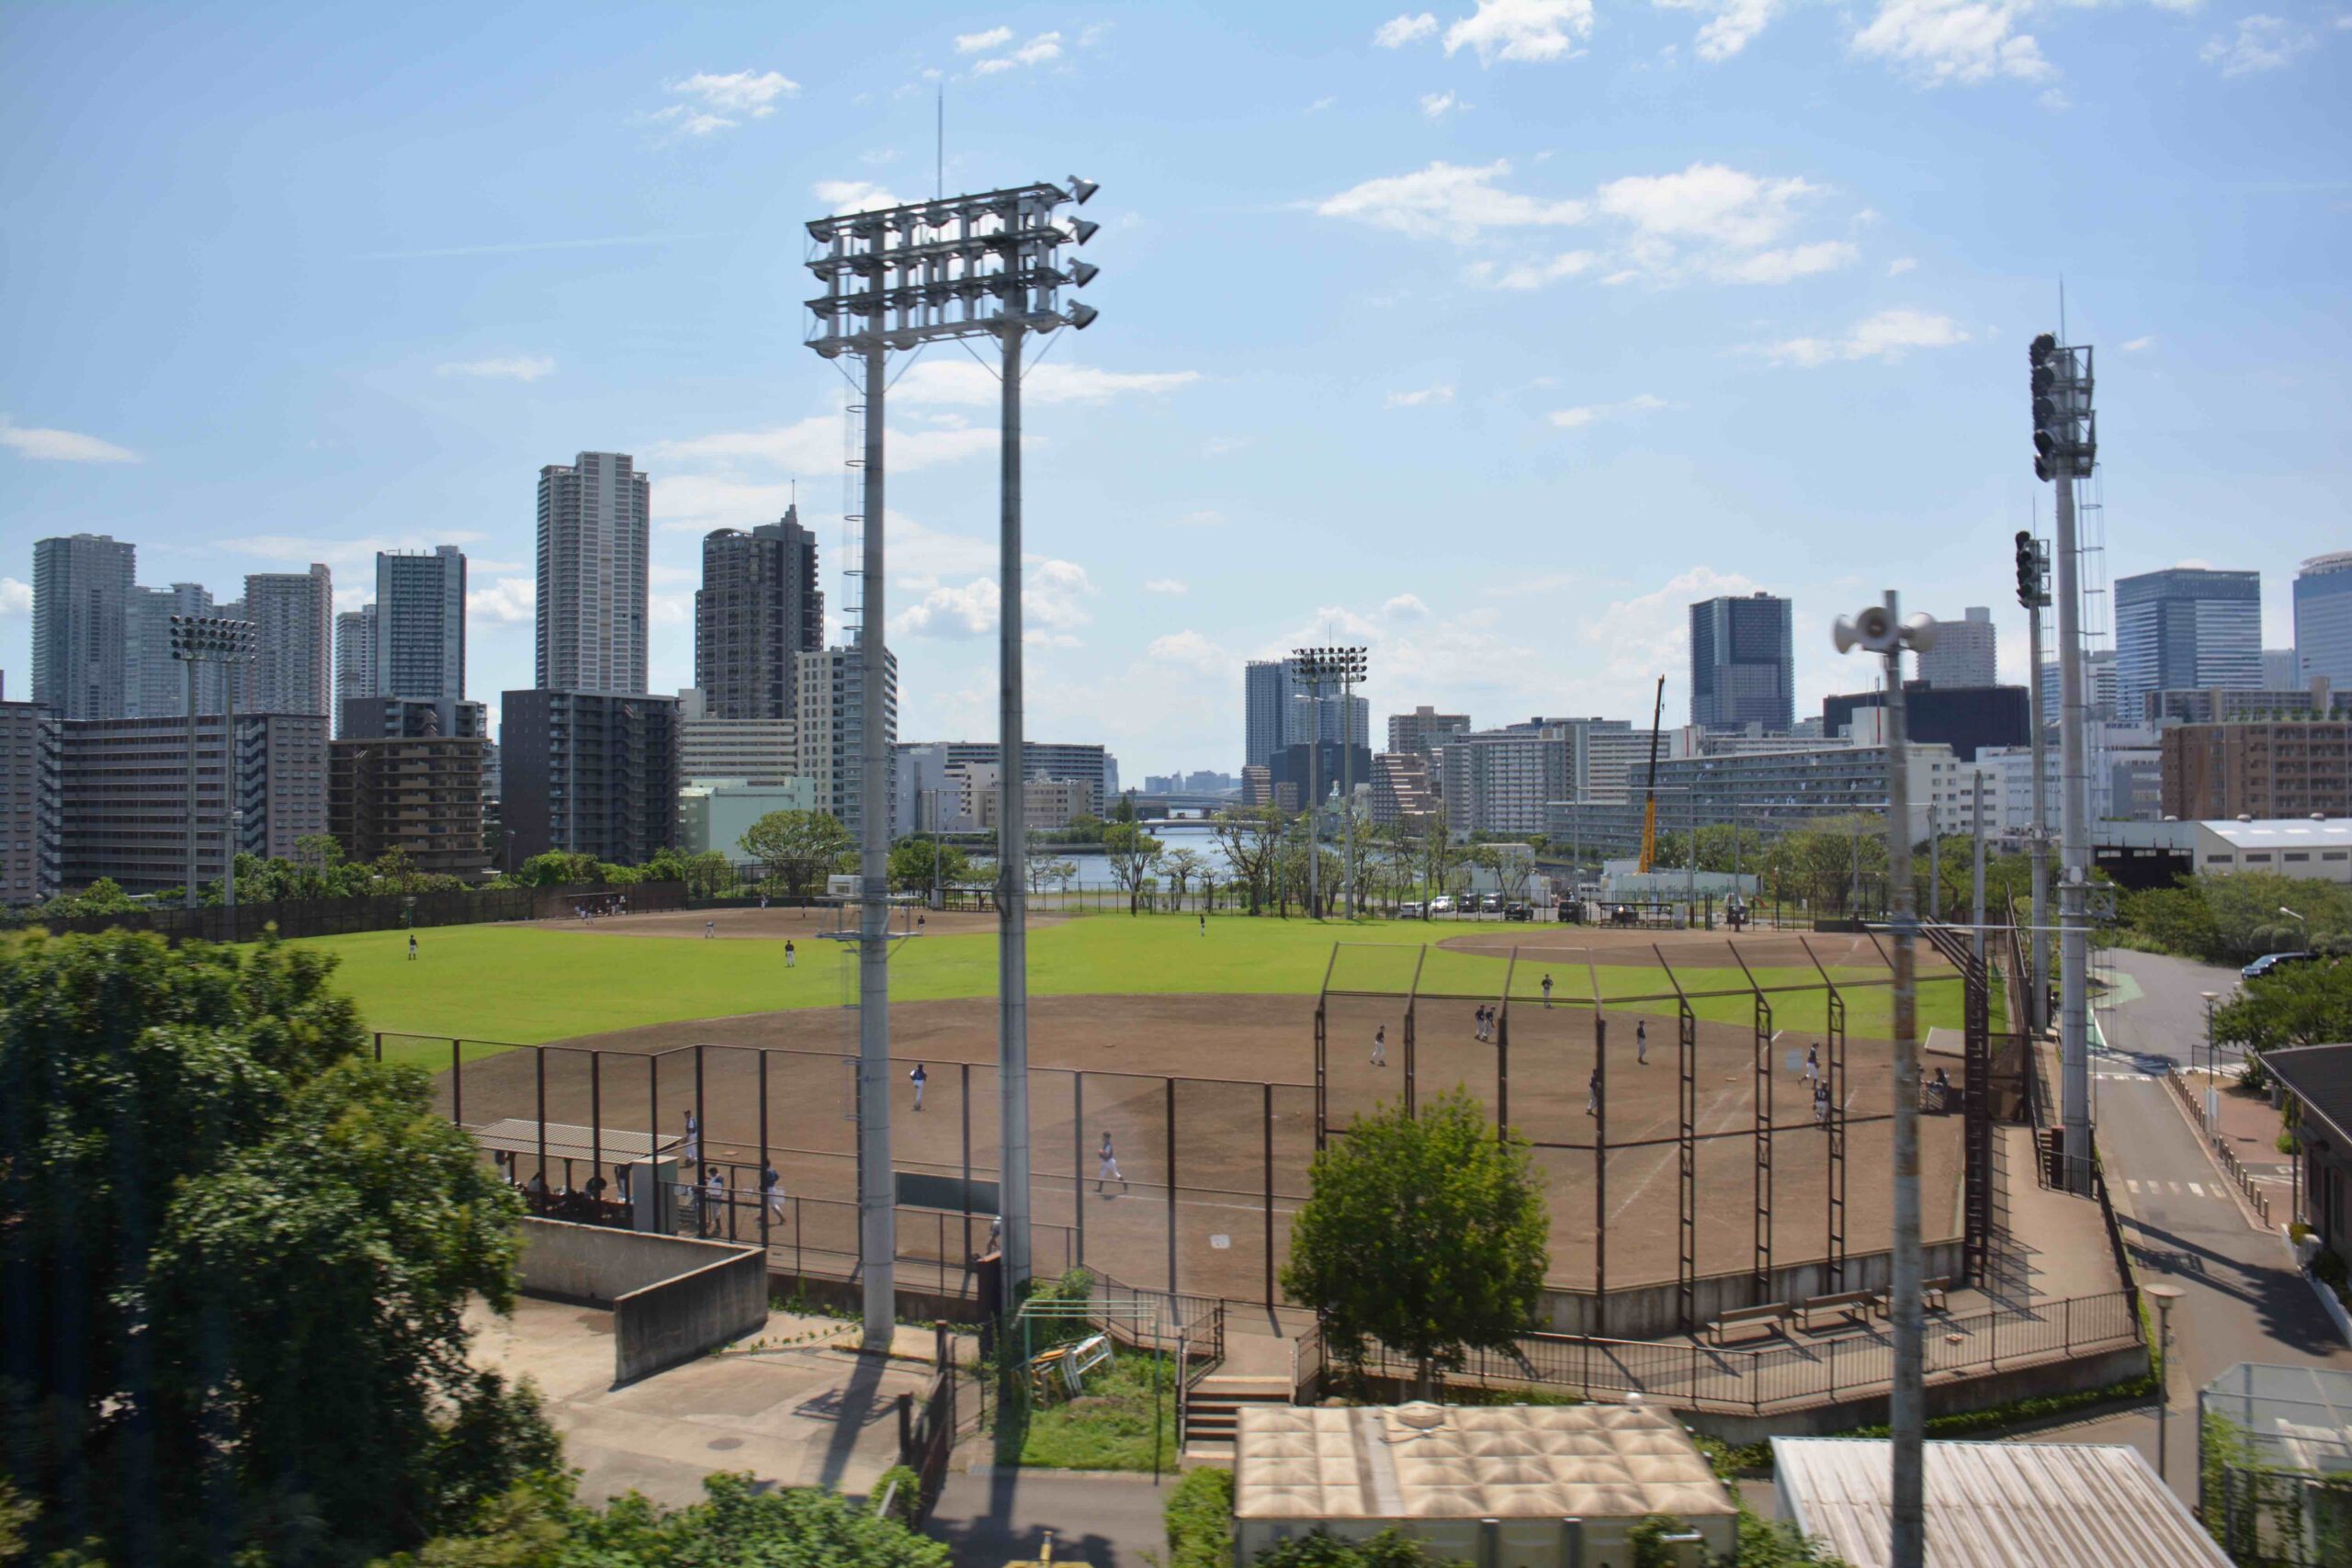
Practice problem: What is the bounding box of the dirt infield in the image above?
[439,988,1962,1310]
[527,905,1055,940]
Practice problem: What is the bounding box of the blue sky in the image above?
[4,2,2347,774]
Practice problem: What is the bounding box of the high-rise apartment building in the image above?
[1434,721,1575,837]
[128,581,216,718]
[0,700,62,903]
[335,604,379,726]
[2265,649,2301,689]
[1386,706,1470,759]
[894,739,1117,829]
[797,638,899,838]
[1689,592,1794,732]
[537,451,650,694]
[53,713,329,892]
[2294,552,2352,689]
[2040,649,2119,726]
[1287,689,1369,748]
[1244,659,1293,771]
[376,545,466,703]
[2162,721,2352,822]
[2114,568,2261,720]
[695,509,822,720]
[31,533,136,719]
[330,698,489,879]
[1369,751,1436,827]
[244,565,334,716]
[499,690,678,866]
[1917,607,1997,688]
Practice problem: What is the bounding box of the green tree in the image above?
[2213,959,2352,1052]
[1103,821,1164,914]
[1282,1089,1549,1399]
[1162,847,1209,907]
[513,851,601,888]
[1210,807,1285,915]
[739,809,854,897]
[889,838,971,896]
[1250,1530,1454,1566]
[0,930,550,1565]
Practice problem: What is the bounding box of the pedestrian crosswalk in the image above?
[2121,1175,2238,1201]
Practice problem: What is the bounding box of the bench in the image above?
[1863,1276,1953,1317]
[1709,1302,1792,1346]
[1795,1289,1880,1333]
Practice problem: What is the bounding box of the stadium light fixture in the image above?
[1291,647,1370,919]
[168,615,256,919]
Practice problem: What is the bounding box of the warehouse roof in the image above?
[1234,1403,1734,1524]
[1770,1438,2228,1568]
[2259,1044,2352,1150]
[2198,818,2352,850]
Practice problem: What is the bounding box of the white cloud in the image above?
[1716,240,1860,284]
[1654,0,1784,61]
[1385,383,1456,407]
[972,31,1063,74]
[469,578,535,625]
[1307,96,1338,111]
[1464,250,1599,288]
[655,69,797,135]
[1316,159,1589,242]
[1548,392,1668,428]
[1146,628,1227,675]
[2038,86,2072,111]
[0,418,141,464]
[435,355,554,381]
[210,531,490,570]
[1764,307,1970,366]
[2121,335,2156,352]
[1596,163,1819,250]
[2202,16,2316,76]
[0,577,32,617]
[1168,510,1225,528]
[891,361,1203,407]
[1384,593,1432,619]
[1420,89,1461,118]
[1851,1,2051,86]
[954,26,1013,53]
[1886,256,1917,276]
[1445,0,1595,63]
[812,179,906,212]
[652,416,994,480]
[892,557,1095,641]
[1374,13,1440,47]
[1144,578,1189,595]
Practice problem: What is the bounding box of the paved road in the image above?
[926,1464,1169,1566]
[2024,947,2350,1500]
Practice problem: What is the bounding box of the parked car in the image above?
[1479,894,1503,913]
[1429,895,1456,914]
[1503,903,1532,922]
[2242,951,2318,980]
[1397,900,1425,919]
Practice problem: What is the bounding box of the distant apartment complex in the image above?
[376,546,467,703]
[1387,705,1469,759]
[329,698,490,879]
[31,533,136,719]
[797,640,898,839]
[243,567,334,717]
[1689,592,1793,732]
[1435,722,1575,837]
[695,509,822,720]
[1547,741,1948,858]
[0,701,62,903]
[335,604,379,726]
[498,690,678,866]
[537,451,650,695]
[896,739,1117,831]
[1369,751,1436,827]
[1917,607,1996,688]
[128,581,219,718]
[53,713,330,892]
[2163,721,2352,823]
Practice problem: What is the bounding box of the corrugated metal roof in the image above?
[2199,817,2352,848]
[1771,1438,2230,1568]
[1233,1403,1735,1524]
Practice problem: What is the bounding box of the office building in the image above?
[1917,606,1997,688]
[2295,552,2352,689]
[335,604,379,728]
[1244,659,1293,771]
[695,510,822,720]
[2041,649,2120,727]
[31,533,136,719]
[895,739,1115,831]
[1434,722,1573,837]
[244,566,334,717]
[2145,680,2352,728]
[376,545,466,703]
[679,778,818,858]
[537,451,650,694]
[2162,721,2352,823]
[2114,568,2261,721]
[2265,649,2301,689]
[1184,769,1235,795]
[127,582,219,719]
[54,713,330,893]
[1369,751,1436,828]
[1822,683,2032,761]
[329,698,490,879]
[1387,705,1470,760]
[0,700,62,903]
[797,639,898,839]
[499,690,679,866]
[1545,741,1951,859]
[1689,592,1794,732]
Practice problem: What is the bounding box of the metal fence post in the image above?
[758,1051,769,1252]
[534,1047,547,1199]
[451,1038,463,1125]
[373,1032,382,1064]
[1074,1071,1085,1269]
[1165,1077,1179,1297]
[1263,1081,1276,1306]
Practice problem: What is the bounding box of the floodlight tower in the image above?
[2029,331,2098,1199]
[805,178,1101,1331]
[2014,529,2052,1034]
[168,615,255,921]
[1293,647,1367,917]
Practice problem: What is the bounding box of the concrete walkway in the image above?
[925,1464,1170,1567]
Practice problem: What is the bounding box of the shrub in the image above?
[1165,1466,1234,1568]
[868,1464,922,1524]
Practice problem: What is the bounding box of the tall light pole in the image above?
[2031,330,2098,1197]
[2280,905,2309,949]
[1971,769,1988,966]
[805,176,1102,1332]
[2199,990,2221,1136]
[169,615,254,919]
[1834,592,1939,1568]
[2145,1281,2183,1489]
[1293,647,1366,919]
[2016,530,2052,1036]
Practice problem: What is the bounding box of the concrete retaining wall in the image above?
[1534,1241,1969,1339]
[1680,1340,2150,1446]
[517,1219,767,1383]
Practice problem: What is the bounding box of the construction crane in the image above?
[1637,675,1667,874]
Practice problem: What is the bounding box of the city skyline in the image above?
[3,5,2346,765]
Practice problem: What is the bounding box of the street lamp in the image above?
[805,176,1102,1336]
[2280,905,2309,949]
[1292,646,1368,919]
[167,615,255,925]
[2144,1282,2184,1488]
[1833,592,1939,1568]
[2199,990,2221,1137]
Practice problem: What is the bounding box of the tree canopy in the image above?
[739,810,854,897]
[0,930,550,1565]
[2213,958,2352,1052]
[1281,1089,1549,1397]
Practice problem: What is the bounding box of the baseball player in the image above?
[1586,1067,1601,1117]
[910,1062,928,1112]
[681,1111,699,1169]
[1372,1024,1387,1067]
[1541,973,1554,1009]
[1636,1020,1648,1066]
[1803,1045,1820,1084]
[762,1165,786,1224]
[1096,1132,1126,1194]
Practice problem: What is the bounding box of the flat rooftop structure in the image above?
[1236,1403,1735,1564]
[469,1119,679,1164]
[1770,1437,2228,1568]
[2199,1360,2352,1476]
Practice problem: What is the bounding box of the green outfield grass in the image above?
[297,912,1970,1069]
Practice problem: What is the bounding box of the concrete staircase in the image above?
[1182,1373,1293,1465]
